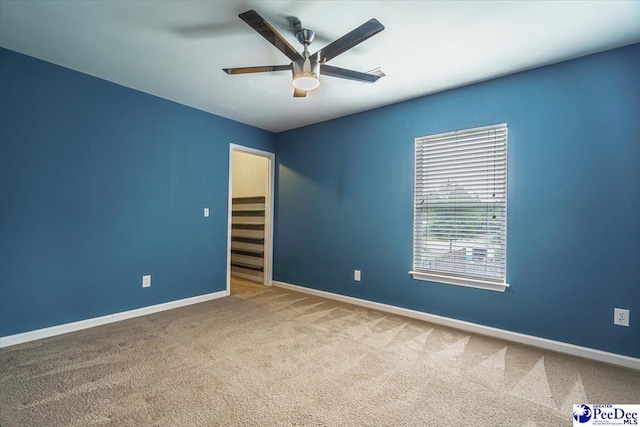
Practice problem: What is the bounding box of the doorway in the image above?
[227,144,275,295]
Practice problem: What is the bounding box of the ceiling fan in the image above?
[223,10,385,97]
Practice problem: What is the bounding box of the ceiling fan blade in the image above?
[315,19,384,63]
[239,10,303,62]
[293,88,307,98]
[223,65,291,75]
[320,65,381,83]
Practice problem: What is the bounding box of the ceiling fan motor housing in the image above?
[292,55,320,91]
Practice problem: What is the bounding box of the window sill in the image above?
[409,271,509,292]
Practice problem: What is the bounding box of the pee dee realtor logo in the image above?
[573,404,639,426]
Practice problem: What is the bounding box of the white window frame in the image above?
[410,124,510,292]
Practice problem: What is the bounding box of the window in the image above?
[411,124,509,292]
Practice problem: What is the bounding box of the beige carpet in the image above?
[1,280,639,426]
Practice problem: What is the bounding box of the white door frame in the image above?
[227,143,275,294]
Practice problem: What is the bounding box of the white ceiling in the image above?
[1,1,639,133]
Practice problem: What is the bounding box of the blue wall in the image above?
[2,43,638,358]
[0,48,275,337]
[274,43,640,358]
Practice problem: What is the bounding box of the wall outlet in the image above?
[354,270,361,281]
[614,308,629,327]
[142,275,151,288]
[203,207,209,217]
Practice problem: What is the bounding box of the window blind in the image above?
[413,124,508,285]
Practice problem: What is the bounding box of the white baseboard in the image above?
[273,281,640,370]
[0,290,229,348]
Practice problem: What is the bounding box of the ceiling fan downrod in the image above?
[295,28,315,54]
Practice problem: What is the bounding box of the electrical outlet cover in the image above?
[614,308,629,327]
[143,275,151,288]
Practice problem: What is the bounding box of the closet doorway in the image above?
[227,144,274,295]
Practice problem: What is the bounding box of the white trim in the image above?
[0,290,228,348]
[227,143,275,294]
[273,281,640,370]
[409,271,509,292]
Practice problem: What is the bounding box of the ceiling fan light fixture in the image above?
[292,57,320,91]
[292,73,320,91]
